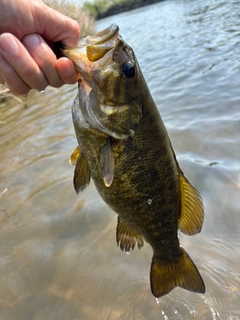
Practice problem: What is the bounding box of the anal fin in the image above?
[73,152,91,194]
[116,216,144,253]
[150,248,205,298]
[178,173,204,235]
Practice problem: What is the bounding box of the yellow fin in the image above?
[73,153,91,194]
[179,173,204,235]
[150,248,205,298]
[100,139,114,187]
[69,146,81,166]
[116,217,144,252]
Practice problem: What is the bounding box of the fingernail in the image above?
[23,34,40,50]
[0,33,19,55]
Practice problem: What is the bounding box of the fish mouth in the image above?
[84,24,120,62]
[60,24,120,79]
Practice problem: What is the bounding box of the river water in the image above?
[0,0,239,319]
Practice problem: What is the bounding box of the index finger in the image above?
[36,5,80,47]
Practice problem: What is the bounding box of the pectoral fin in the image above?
[178,173,204,235]
[116,216,144,253]
[73,153,91,194]
[100,139,114,187]
[69,146,81,166]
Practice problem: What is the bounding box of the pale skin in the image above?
[0,0,80,96]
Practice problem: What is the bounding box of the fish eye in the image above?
[122,62,135,78]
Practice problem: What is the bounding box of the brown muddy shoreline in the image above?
[95,0,165,20]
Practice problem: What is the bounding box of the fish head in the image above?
[61,24,142,139]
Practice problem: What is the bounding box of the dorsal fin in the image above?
[178,173,204,235]
[100,139,114,187]
[69,146,81,166]
[73,153,91,194]
[116,216,144,253]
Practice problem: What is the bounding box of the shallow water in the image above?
[0,0,240,319]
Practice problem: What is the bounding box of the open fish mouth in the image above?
[60,24,121,78]
[84,24,120,62]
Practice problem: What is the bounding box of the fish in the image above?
[61,24,205,298]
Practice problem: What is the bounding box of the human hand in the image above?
[0,0,80,96]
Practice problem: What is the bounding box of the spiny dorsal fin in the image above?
[69,146,81,166]
[150,247,205,298]
[178,173,204,235]
[73,153,91,194]
[116,216,144,253]
[100,139,114,187]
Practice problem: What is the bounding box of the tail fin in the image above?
[150,248,205,298]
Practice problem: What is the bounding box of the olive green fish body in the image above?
[63,24,205,298]
[74,81,180,254]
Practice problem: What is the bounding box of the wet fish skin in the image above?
[63,24,205,298]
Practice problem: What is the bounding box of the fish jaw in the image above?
[60,24,120,83]
[61,24,142,140]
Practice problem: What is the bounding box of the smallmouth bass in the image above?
[60,24,205,298]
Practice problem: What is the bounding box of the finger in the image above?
[22,34,64,88]
[0,73,4,85]
[0,33,48,92]
[0,52,31,96]
[36,3,80,47]
[55,57,79,84]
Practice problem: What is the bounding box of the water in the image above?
[0,0,239,319]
